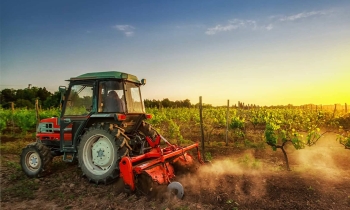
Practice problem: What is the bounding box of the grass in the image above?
[0,158,40,200]
[5,160,22,171]
[0,138,33,154]
[1,179,39,200]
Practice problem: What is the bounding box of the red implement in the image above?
[119,136,203,191]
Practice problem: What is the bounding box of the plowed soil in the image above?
[1,133,350,210]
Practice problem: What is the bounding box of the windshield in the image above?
[125,82,145,113]
[64,84,93,116]
[98,80,125,113]
[97,80,144,113]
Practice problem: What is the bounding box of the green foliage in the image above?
[0,139,32,154]
[230,116,245,130]
[0,108,11,132]
[40,108,61,118]
[64,106,89,116]
[12,109,37,134]
[337,128,350,149]
[0,108,59,134]
[263,108,331,151]
[264,123,278,151]
[144,98,192,108]
[1,87,57,109]
[5,160,22,172]
[43,91,61,109]
[15,99,34,109]
[0,106,347,151]
[205,152,213,161]
[145,107,348,151]
[168,119,181,139]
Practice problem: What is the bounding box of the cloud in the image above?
[112,25,135,37]
[278,10,330,22]
[176,24,206,29]
[265,24,273,31]
[205,10,332,35]
[205,19,257,35]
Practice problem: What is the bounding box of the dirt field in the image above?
[1,133,350,210]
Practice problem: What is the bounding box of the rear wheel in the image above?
[78,123,129,184]
[20,142,53,178]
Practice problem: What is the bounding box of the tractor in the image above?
[20,71,203,198]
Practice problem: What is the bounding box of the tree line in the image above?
[0,87,61,109]
[143,98,193,108]
[0,87,195,109]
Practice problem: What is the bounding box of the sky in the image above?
[1,0,349,106]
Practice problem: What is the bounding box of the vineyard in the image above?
[1,106,350,209]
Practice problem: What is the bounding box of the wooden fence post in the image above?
[11,102,14,135]
[345,103,348,113]
[35,99,40,128]
[199,96,205,161]
[226,100,229,146]
[332,104,337,118]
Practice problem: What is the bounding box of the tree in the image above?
[15,99,34,109]
[264,116,327,171]
[0,89,16,107]
[183,99,191,108]
[161,98,171,108]
[43,91,61,109]
[37,87,51,102]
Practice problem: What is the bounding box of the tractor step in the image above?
[63,152,76,162]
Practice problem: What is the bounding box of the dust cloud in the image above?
[177,151,270,202]
[288,132,350,180]
[176,134,350,203]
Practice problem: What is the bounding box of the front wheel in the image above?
[20,142,53,178]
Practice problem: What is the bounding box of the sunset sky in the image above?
[1,0,349,106]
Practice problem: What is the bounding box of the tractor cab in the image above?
[62,71,146,115]
[58,71,149,158]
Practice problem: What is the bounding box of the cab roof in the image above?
[69,71,141,84]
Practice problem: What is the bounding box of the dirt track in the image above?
[1,134,350,210]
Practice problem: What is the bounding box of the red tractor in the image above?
[20,71,203,198]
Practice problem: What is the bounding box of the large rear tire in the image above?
[78,123,129,184]
[20,142,53,178]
